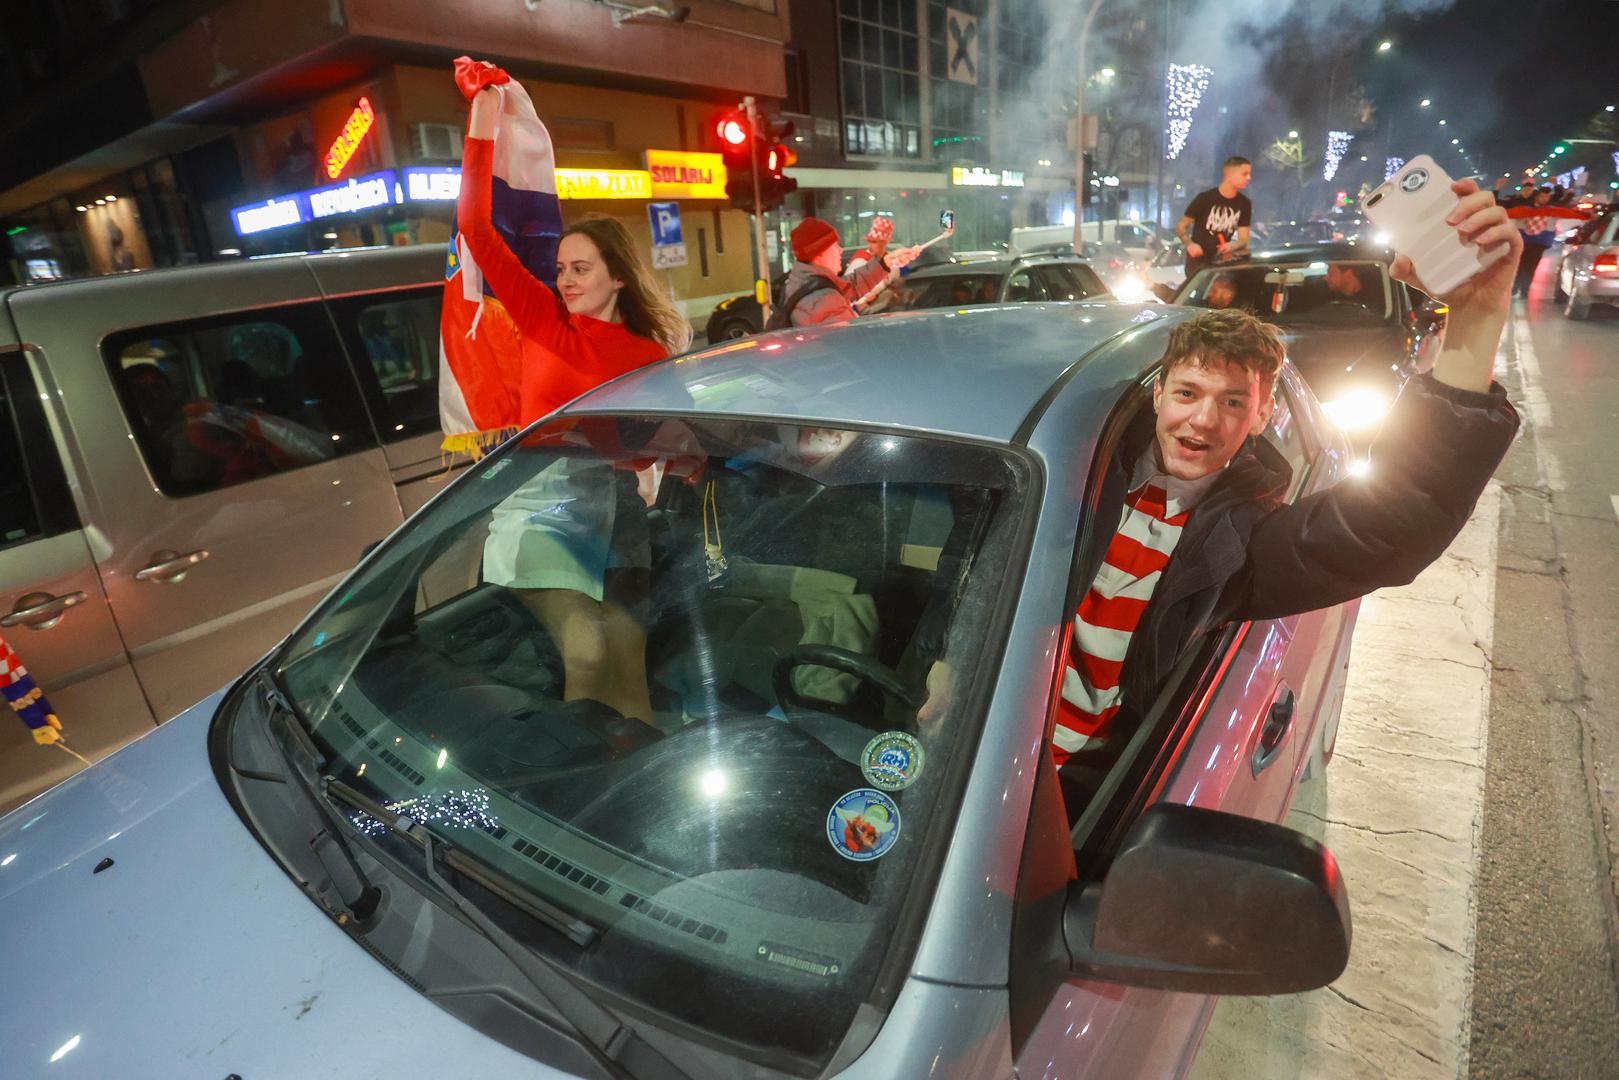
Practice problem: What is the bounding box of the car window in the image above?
[1004,268,1047,303]
[1034,264,1108,301]
[897,273,1002,309]
[1264,379,1314,502]
[105,303,375,497]
[272,416,1030,1067]
[0,355,75,549]
[1181,261,1392,324]
[330,288,442,442]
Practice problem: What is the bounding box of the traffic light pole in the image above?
[745,95,771,323]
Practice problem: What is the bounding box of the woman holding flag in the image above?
[449,58,689,723]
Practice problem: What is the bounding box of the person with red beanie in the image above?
[774,217,918,328]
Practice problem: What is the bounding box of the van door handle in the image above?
[135,549,210,584]
[1251,688,1296,777]
[1,590,87,630]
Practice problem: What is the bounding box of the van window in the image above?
[0,354,76,548]
[105,303,375,497]
[330,288,442,442]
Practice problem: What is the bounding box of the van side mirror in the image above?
[1064,802,1351,995]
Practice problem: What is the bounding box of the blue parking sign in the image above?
[648,202,683,247]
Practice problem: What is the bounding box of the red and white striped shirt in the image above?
[1053,454,1218,765]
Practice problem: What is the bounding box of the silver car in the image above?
[1555,208,1619,320]
[0,302,1360,1078]
[0,246,452,812]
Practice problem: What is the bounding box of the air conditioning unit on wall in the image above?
[411,123,464,161]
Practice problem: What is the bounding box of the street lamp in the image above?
[1288,129,1299,138]
[1451,138,1459,145]
[1094,67,1117,84]
[1420,98,1431,108]
[1438,119,1447,126]
[1377,40,1393,52]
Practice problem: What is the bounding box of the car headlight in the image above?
[1112,273,1154,303]
[1321,387,1391,432]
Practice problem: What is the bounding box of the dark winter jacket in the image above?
[1100,371,1519,716]
[780,258,892,327]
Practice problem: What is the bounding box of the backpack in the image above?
[765,276,840,331]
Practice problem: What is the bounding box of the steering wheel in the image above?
[772,644,921,729]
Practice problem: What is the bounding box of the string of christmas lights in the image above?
[1323,130,1354,181]
[1385,156,1406,180]
[1164,63,1213,161]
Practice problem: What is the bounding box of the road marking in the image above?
[1509,310,1564,493]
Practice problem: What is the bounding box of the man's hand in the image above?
[1185,241,1205,259]
[1389,178,1520,392]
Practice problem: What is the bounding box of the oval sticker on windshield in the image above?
[827,789,901,862]
[861,732,925,792]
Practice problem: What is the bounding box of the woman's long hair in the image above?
[563,214,693,355]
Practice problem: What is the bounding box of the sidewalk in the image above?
[1188,481,1501,1079]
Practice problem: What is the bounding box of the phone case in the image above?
[1360,154,1510,294]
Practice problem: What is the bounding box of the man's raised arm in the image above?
[1226,178,1522,623]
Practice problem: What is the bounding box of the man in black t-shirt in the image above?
[1177,156,1254,278]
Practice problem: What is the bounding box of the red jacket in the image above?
[458,137,667,422]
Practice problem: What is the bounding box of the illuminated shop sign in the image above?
[554,168,652,200]
[645,150,728,199]
[950,167,1026,188]
[307,170,397,218]
[231,195,307,236]
[325,97,376,179]
[228,169,402,237]
[404,166,461,201]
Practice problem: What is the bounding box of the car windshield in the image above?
[271,415,1027,1068]
[1179,260,1392,325]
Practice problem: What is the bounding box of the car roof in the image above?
[574,301,1188,443]
[1211,240,1393,267]
[905,253,1088,279]
[0,244,438,301]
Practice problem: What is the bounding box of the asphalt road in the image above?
[1468,261,1619,1077]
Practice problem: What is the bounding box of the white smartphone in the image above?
[1360,154,1511,294]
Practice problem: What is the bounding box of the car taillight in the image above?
[1594,252,1619,276]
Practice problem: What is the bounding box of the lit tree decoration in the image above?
[1164,63,1213,160]
[1323,130,1354,181]
[1385,156,1406,180]
[1611,150,1619,174]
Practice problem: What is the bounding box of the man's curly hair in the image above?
[1159,308,1284,394]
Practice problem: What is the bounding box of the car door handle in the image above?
[135,548,210,584]
[1252,689,1296,777]
[1,590,87,630]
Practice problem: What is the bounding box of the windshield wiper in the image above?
[252,671,688,1080]
[322,778,694,1080]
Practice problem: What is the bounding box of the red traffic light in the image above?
[716,115,748,148]
[764,143,797,176]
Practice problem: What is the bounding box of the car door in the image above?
[0,348,152,812]
[324,284,470,517]
[1011,368,1350,1078]
[10,264,405,722]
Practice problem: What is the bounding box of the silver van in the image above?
[0,245,449,811]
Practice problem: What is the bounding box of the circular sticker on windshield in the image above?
[861,731,925,791]
[827,789,901,862]
[1400,167,1429,193]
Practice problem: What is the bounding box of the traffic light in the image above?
[716,107,799,214]
[1081,151,1097,205]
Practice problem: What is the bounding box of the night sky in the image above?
[1365,0,1619,180]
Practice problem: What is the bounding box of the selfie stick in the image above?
[854,224,955,311]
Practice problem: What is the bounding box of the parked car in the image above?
[0,245,455,812]
[0,302,1360,1079]
[1173,241,1444,447]
[889,253,1112,309]
[1553,206,1619,319]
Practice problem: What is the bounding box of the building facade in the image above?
[0,0,791,324]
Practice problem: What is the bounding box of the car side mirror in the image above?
[1064,802,1351,995]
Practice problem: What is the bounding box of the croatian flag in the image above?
[439,57,564,456]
